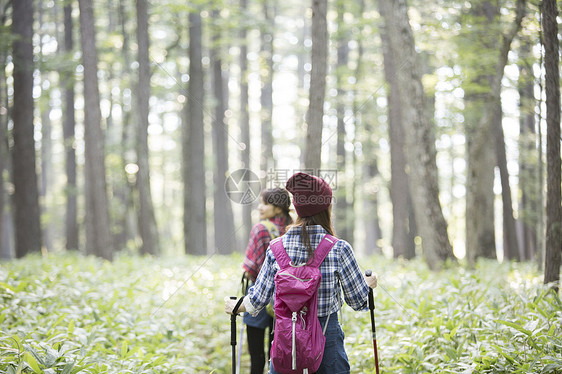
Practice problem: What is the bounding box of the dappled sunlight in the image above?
[507,266,544,291]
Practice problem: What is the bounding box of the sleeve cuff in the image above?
[243,296,259,316]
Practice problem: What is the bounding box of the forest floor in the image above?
[1,251,561,373]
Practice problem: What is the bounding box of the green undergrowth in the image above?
[0,252,560,373]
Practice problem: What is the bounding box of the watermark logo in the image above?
[226,168,338,205]
[225,169,262,205]
[266,169,337,191]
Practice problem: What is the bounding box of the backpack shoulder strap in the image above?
[270,237,291,269]
[309,234,338,268]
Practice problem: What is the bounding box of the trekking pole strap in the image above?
[240,273,250,295]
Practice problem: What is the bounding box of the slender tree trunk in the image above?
[335,0,350,241]
[78,0,113,260]
[107,2,134,253]
[39,3,54,253]
[351,0,367,252]
[0,89,4,258]
[105,66,122,243]
[210,10,235,254]
[297,2,308,91]
[110,12,134,252]
[12,0,42,258]
[296,1,309,156]
[537,75,545,271]
[517,38,538,262]
[184,10,207,255]
[542,0,561,290]
[0,7,11,258]
[260,0,274,175]
[136,0,160,256]
[363,161,383,256]
[378,0,454,269]
[494,102,520,261]
[62,1,79,251]
[239,0,252,240]
[379,12,416,259]
[115,0,136,251]
[492,0,525,263]
[355,28,382,255]
[304,0,327,171]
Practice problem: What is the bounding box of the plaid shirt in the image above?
[245,225,369,317]
[242,216,287,282]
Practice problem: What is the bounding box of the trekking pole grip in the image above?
[365,270,375,311]
[230,296,244,347]
[232,296,244,315]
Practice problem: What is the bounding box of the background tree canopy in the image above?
[1,0,559,280]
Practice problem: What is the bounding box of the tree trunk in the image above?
[492,1,526,263]
[517,38,538,261]
[296,1,308,90]
[260,0,274,175]
[0,2,13,259]
[239,0,252,241]
[353,5,382,255]
[463,3,498,264]
[462,0,525,265]
[493,101,520,261]
[39,94,53,250]
[62,1,79,251]
[114,0,136,251]
[0,9,11,258]
[210,10,235,254]
[466,106,496,264]
[363,161,383,256]
[78,0,113,260]
[335,0,350,241]
[39,3,54,253]
[11,0,42,258]
[296,1,309,152]
[542,0,561,290]
[136,0,160,256]
[304,0,327,171]
[184,10,207,256]
[0,94,4,258]
[378,0,454,269]
[379,11,416,259]
[350,0,367,252]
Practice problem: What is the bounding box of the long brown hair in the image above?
[287,205,335,262]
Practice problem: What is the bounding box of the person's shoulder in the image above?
[331,236,353,251]
[249,222,269,237]
[254,220,274,231]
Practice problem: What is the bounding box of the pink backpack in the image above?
[270,234,338,374]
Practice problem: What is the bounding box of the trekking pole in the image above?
[230,296,245,374]
[236,275,249,374]
[365,270,380,374]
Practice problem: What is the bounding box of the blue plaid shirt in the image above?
[244,225,369,317]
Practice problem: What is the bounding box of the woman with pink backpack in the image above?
[226,172,378,374]
[241,187,292,374]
